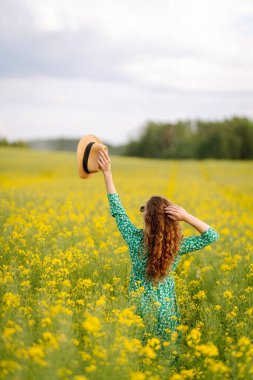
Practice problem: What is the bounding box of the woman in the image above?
[98,149,219,347]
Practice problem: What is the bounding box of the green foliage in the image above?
[0,138,29,148]
[123,117,253,159]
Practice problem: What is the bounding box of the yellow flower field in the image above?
[0,148,252,380]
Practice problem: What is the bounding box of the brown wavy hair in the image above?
[142,195,183,286]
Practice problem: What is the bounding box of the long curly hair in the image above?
[142,195,183,286]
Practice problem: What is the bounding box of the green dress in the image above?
[107,192,219,344]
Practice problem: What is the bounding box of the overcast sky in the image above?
[0,0,253,144]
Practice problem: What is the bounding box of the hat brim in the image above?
[77,134,103,178]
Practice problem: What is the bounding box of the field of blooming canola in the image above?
[0,148,252,380]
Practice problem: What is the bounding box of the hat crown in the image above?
[85,142,107,173]
[77,134,107,179]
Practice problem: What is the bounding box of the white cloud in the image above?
[19,0,253,92]
[122,55,253,92]
[22,0,253,52]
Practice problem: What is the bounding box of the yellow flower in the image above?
[117,307,140,326]
[172,369,196,379]
[82,279,93,287]
[85,364,96,372]
[82,313,101,335]
[2,327,16,340]
[62,279,71,287]
[2,292,21,308]
[3,326,22,340]
[0,359,22,375]
[204,358,231,375]
[27,344,46,366]
[41,318,52,327]
[42,332,59,349]
[50,304,73,316]
[170,374,184,380]
[181,369,195,378]
[193,290,207,300]
[237,336,251,346]
[245,307,253,316]
[226,306,238,319]
[140,345,156,359]
[79,351,92,361]
[212,362,230,374]
[186,328,201,347]
[92,345,107,359]
[113,246,128,254]
[245,286,253,293]
[147,338,161,350]
[225,337,233,344]
[195,342,219,357]
[220,264,232,271]
[223,290,233,300]
[112,276,121,284]
[171,331,179,342]
[2,321,22,341]
[176,324,189,333]
[130,371,146,380]
[76,299,85,306]
[103,283,114,291]
[129,286,145,298]
[95,295,106,306]
[20,280,30,288]
[123,338,142,353]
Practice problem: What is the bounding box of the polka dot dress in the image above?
[107,192,219,344]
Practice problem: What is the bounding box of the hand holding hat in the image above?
[97,149,111,173]
[77,134,108,179]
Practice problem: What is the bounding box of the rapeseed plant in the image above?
[0,148,252,379]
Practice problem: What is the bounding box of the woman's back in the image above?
[107,192,219,289]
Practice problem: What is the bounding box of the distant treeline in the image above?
[26,138,125,155]
[1,117,253,159]
[0,138,29,148]
[0,137,124,155]
[123,117,253,159]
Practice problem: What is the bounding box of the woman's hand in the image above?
[164,204,189,222]
[98,149,111,174]
[98,149,116,193]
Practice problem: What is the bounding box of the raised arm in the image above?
[164,204,211,233]
[98,149,138,246]
[164,203,219,255]
[98,149,116,194]
[178,227,219,255]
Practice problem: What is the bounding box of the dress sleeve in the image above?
[178,226,219,256]
[107,192,139,247]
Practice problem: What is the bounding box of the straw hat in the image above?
[77,134,108,179]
